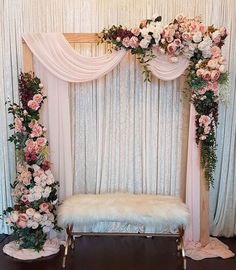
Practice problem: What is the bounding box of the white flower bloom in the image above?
[32,221,39,229]
[45,220,52,227]
[32,164,40,171]
[43,226,51,233]
[26,208,35,217]
[42,214,48,222]
[212,30,220,40]
[140,28,149,37]
[202,49,212,58]
[192,31,203,43]
[219,65,226,73]
[34,192,42,200]
[27,219,34,228]
[33,212,42,222]
[27,194,35,202]
[47,213,55,222]
[139,38,150,48]
[10,211,19,223]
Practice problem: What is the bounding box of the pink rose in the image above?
[174,38,182,46]
[219,26,227,37]
[198,87,207,95]
[122,37,130,48]
[33,94,43,104]
[19,213,29,222]
[202,70,211,81]
[28,100,40,111]
[207,81,219,92]
[166,36,174,43]
[199,115,211,126]
[204,126,211,134]
[25,139,39,154]
[211,46,221,59]
[163,29,170,38]
[21,195,29,203]
[40,202,49,212]
[131,28,140,36]
[210,70,220,81]
[31,124,43,138]
[17,220,27,228]
[182,32,192,41]
[15,117,23,132]
[196,68,205,77]
[28,120,38,129]
[37,137,47,147]
[199,23,206,34]
[207,59,219,69]
[129,36,139,48]
[167,43,177,54]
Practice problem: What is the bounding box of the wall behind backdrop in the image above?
[0,0,235,236]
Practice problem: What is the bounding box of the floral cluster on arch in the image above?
[100,14,228,186]
[4,73,60,251]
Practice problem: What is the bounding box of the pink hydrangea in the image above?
[15,117,23,132]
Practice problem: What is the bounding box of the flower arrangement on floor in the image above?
[100,14,228,187]
[4,73,60,251]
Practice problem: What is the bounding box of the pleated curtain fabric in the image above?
[0,0,235,237]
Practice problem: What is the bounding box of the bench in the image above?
[57,193,189,269]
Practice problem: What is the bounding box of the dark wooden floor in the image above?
[0,234,235,270]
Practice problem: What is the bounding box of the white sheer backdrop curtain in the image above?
[0,0,235,237]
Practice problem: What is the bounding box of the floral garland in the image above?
[4,73,60,251]
[100,14,228,187]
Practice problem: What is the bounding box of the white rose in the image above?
[207,59,218,69]
[219,65,226,73]
[140,28,149,37]
[27,219,34,228]
[139,38,150,48]
[43,226,51,233]
[32,164,40,171]
[27,194,35,202]
[192,31,203,43]
[47,213,55,222]
[10,211,19,223]
[34,192,42,201]
[34,176,41,185]
[32,221,39,229]
[202,49,212,59]
[33,212,42,222]
[42,191,50,198]
[212,30,220,40]
[26,208,35,217]
[39,83,44,89]
[42,214,48,222]
[45,220,52,227]
[45,186,52,193]
[153,32,161,42]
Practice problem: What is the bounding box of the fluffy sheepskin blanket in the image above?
[57,193,189,230]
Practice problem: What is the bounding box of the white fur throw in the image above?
[57,193,189,232]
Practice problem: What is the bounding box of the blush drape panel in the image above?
[22,33,189,82]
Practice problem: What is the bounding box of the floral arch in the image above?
[4,14,228,251]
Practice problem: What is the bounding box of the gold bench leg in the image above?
[178,226,187,270]
[62,224,74,268]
